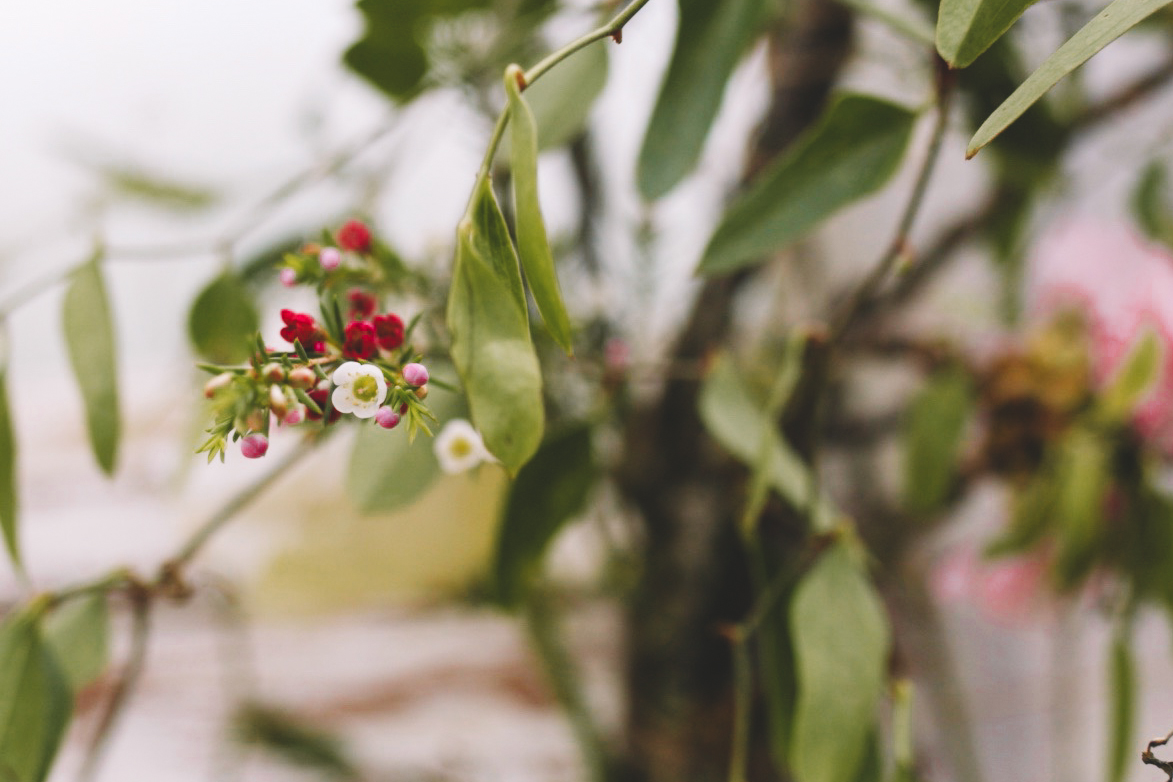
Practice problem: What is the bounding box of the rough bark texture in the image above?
[612,3,855,781]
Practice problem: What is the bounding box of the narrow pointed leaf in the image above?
[0,368,19,573]
[1100,329,1161,422]
[506,65,574,354]
[188,272,259,365]
[903,367,972,514]
[968,0,1173,157]
[699,94,916,275]
[448,178,544,475]
[936,0,1036,68]
[1105,620,1135,782]
[636,0,774,200]
[0,609,74,782]
[790,542,890,782]
[63,254,120,475]
[494,425,596,608]
[1132,162,1173,250]
[44,594,109,691]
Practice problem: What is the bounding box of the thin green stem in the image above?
[47,568,134,608]
[728,631,753,782]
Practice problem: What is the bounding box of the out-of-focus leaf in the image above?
[238,236,306,285]
[494,425,596,608]
[0,367,19,574]
[44,594,108,691]
[347,383,464,513]
[698,94,916,275]
[936,0,1036,68]
[1100,329,1161,422]
[1131,162,1173,251]
[699,354,837,530]
[188,273,259,365]
[968,0,1173,157]
[234,702,359,780]
[524,41,608,151]
[835,0,934,45]
[636,0,775,200]
[1053,428,1109,589]
[63,254,120,475]
[759,578,798,770]
[447,177,543,475]
[0,608,73,782]
[903,367,972,514]
[1105,619,1135,782]
[790,541,890,782]
[98,165,217,212]
[505,65,573,353]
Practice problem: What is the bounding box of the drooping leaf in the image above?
[63,253,120,475]
[494,425,596,608]
[790,541,890,782]
[188,272,259,365]
[0,608,74,782]
[97,165,217,212]
[447,177,544,475]
[505,65,574,353]
[1105,620,1135,782]
[903,367,972,515]
[347,384,465,513]
[233,702,359,780]
[698,94,917,276]
[0,368,19,574]
[1100,328,1161,422]
[522,41,608,151]
[1131,162,1173,251]
[636,0,775,200]
[936,0,1037,68]
[44,594,109,691]
[968,0,1173,157]
[1053,427,1110,589]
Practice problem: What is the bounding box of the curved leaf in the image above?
[44,594,109,691]
[0,367,19,574]
[188,272,259,365]
[0,609,73,782]
[698,94,917,276]
[968,0,1173,157]
[63,254,120,475]
[447,178,544,475]
[936,0,1036,68]
[904,367,972,514]
[636,0,774,200]
[506,65,574,353]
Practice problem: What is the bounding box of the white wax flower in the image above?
[433,418,493,474]
[331,361,387,419]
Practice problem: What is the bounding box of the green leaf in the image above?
[789,541,890,782]
[698,354,837,530]
[188,272,259,365]
[505,65,574,354]
[903,367,972,515]
[936,0,1037,68]
[0,370,19,574]
[97,165,217,212]
[636,0,775,200]
[834,0,934,46]
[522,41,608,151]
[346,384,465,513]
[758,578,798,770]
[698,94,917,275]
[44,594,109,691]
[1105,620,1135,782]
[63,254,120,475]
[447,177,544,475]
[1053,428,1110,589]
[233,703,359,780]
[968,0,1173,157]
[1100,328,1161,422]
[1131,162,1173,250]
[0,608,74,782]
[493,425,596,608]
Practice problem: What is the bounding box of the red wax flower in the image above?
[348,289,377,321]
[279,310,323,352]
[374,313,405,351]
[305,387,342,424]
[342,321,377,360]
[337,220,372,252]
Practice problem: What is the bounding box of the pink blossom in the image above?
[240,434,269,459]
[930,547,1051,626]
[279,268,297,287]
[402,362,428,387]
[375,407,401,429]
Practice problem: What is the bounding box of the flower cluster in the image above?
[197,219,435,461]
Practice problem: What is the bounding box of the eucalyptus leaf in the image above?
[188,272,259,365]
[447,178,544,475]
[494,425,596,608]
[968,0,1173,157]
[506,65,574,353]
[936,0,1037,68]
[0,371,19,573]
[0,609,73,782]
[790,542,890,782]
[1105,620,1135,782]
[636,0,775,200]
[44,594,109,691]
[63,254,120,475]
[698,94,916,275]
[903,367,972,515]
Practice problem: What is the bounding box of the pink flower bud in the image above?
[261,363,286,383]
[402,362,429,387]
[204,372,234,399]
[280,268,298,287]
[375,407,401,429]
[283,405,305,425]
[288,366,316,389]
[414,383,428,400]
[241,434,269,459]
[269,385,289,419]
[319,247,342,270]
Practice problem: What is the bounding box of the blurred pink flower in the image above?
[930,547,1051,626]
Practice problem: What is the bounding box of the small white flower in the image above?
[433,418,493,474]
[331,361,387,418]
